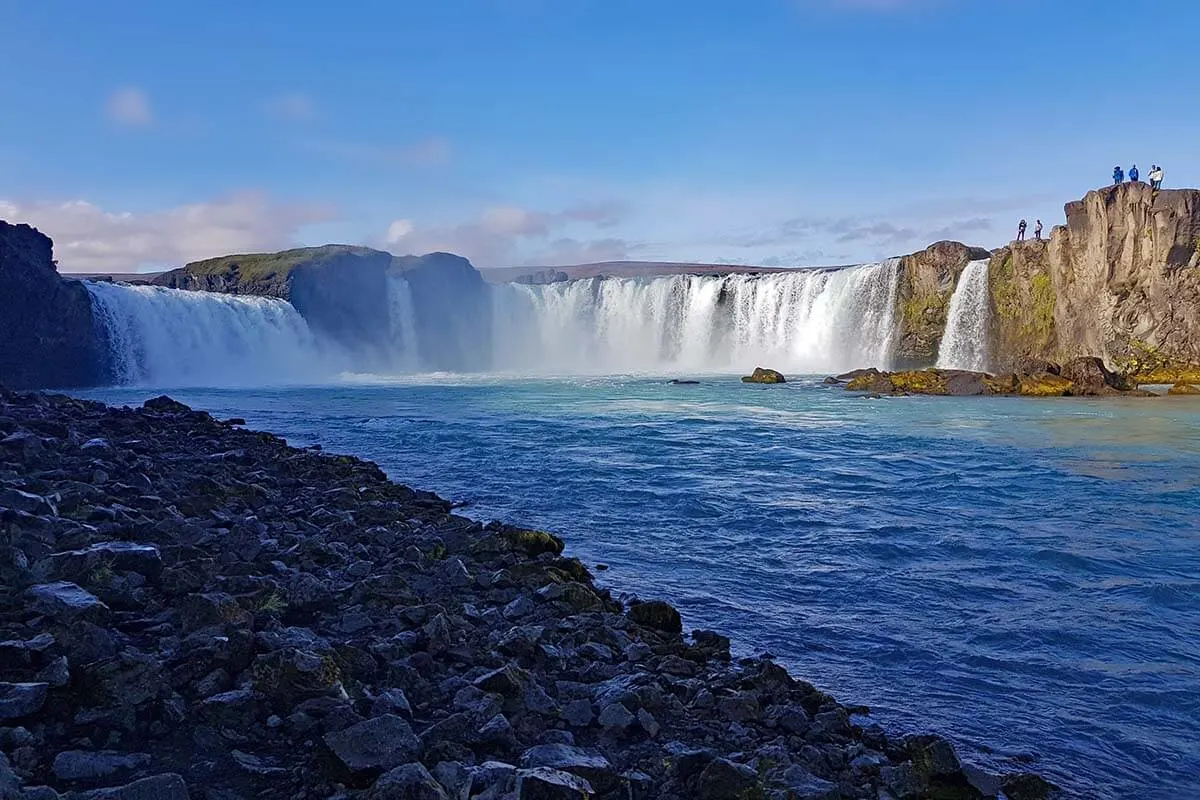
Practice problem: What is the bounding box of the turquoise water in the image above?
[78,376,1200,799]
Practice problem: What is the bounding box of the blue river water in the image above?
[77,376,1200,799]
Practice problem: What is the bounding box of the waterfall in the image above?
[386,276,421,371]
[87,282,337,386]
[491,260,901,374]
[936,260,991,372]
[87,260,905,385]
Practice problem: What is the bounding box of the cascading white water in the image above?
[386,276,421,371]
[87,281,336,386]
[936,260,991,372]
[491,260,901,374]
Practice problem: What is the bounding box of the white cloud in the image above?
[385,219,414,244]
[383,202,632,266]
[106,87,154,127]
[267,92,316,122]
[1,193,335,272]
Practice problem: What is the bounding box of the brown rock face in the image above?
[894,241,993,367]
[0,221,109,389]
[989,184,1200,371]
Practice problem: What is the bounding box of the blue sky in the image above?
[2,0,1197,272]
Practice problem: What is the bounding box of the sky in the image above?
[2,0,1198,272]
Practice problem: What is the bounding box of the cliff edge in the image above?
[988,183,1200,374]
[0,221,108,389]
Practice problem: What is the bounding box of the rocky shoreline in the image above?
[0,388,1064,799]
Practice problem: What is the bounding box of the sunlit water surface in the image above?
[77,376,1200,799]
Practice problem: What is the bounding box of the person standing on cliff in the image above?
[1017,219,1027,241]
[1129,164,1140,183]
[1150,165,1164,190]
[1114,166,1124,184]
[1035,220,1043,240]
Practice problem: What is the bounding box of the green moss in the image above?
[1017,374,1073,396]
[180,244,382,281]
[1024,273,1056,343]
[890,370,949,395]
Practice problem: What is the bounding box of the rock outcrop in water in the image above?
[742,367,787,384]
[0,388,1057,799]
[986,183,1200,377]
[0,222,109,390]
[830,357,1153,397]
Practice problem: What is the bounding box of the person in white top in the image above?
[1150,166,1164,190]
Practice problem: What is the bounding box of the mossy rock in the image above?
[1017,374,1074,396]
[1168,382,1200,395]
[1134,367,1200,385]
[741,367,787,384]
[845,372,894,393]
[889,370,950,395]
[499,529,565,557]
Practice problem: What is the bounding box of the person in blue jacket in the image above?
[1129,164,1140,182]
[1113,166,1124,184]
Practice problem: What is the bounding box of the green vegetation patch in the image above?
[180,245,383,281]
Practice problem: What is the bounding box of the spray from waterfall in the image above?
[87,281,337,386]
[491,260,901,374]
[936,260,991,372]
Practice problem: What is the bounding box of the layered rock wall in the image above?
[893,241,992,367]
[0,222,108,389]
[988,184,1200,373]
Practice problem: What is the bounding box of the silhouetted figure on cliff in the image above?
[1035,220,1043,240]
[1017,219,1027,241]
[1129,164,1140,183]
[1113,166,1124,184]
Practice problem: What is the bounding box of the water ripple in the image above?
[77,377,1200,799]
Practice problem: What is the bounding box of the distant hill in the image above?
[479,260,808,284]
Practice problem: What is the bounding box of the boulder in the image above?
[26,582,108,622]
[627,600,683,634]
[324,715,422,774]
[1168,382,1200,395]
[51,750,151,781]
[1058,356,1129,395]
[741,367,787,384]
[76,773,190,800]
[520,745,616,794]
[695,758,761,800]
[369,762,449,800]
[514,767,593,799]
[0,683,48,721]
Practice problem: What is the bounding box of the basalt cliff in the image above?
[987,183,1200,379]
[0,222,110,390]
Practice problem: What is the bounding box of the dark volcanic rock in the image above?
[0,388,1056,800]
[76,773,190,799]
[0,682,47,720]
[0,221,109,389]
[627,600,683,634]
[324,715,422,774]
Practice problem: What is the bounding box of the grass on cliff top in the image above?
[179,244,388,280]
